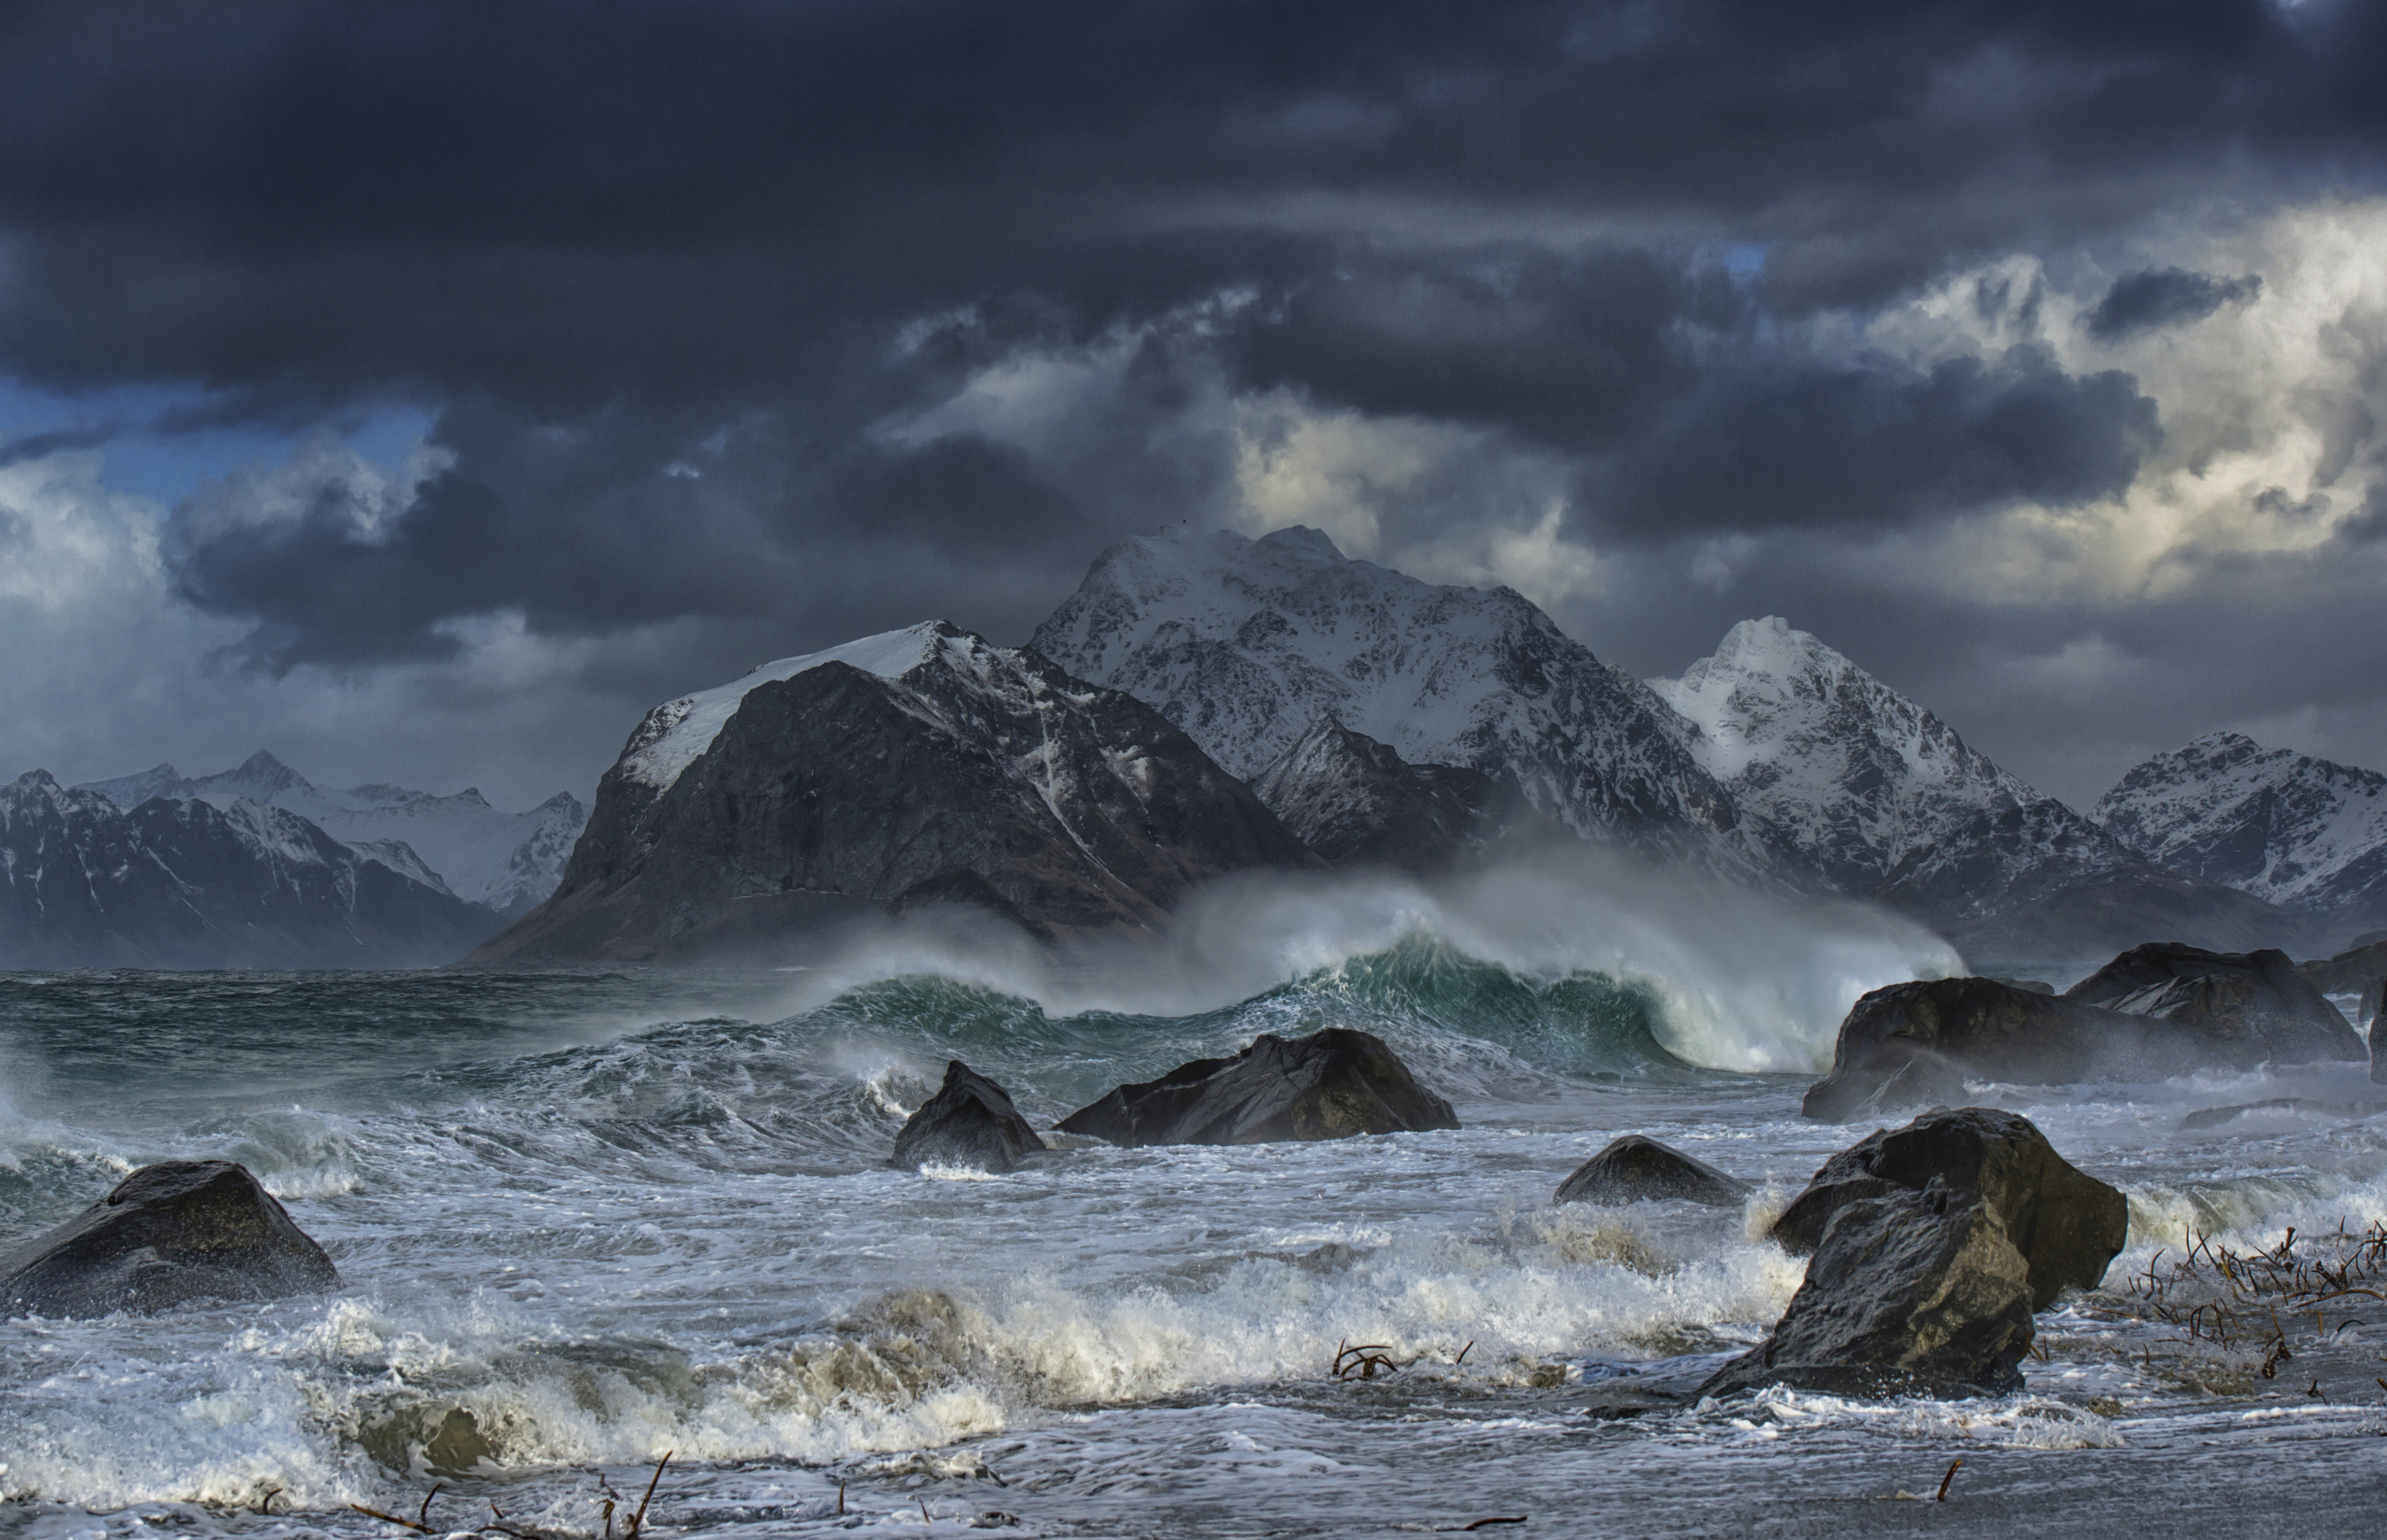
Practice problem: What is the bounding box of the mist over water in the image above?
[1,860,2381,1537]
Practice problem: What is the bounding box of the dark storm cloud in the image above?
[1,0,2383,667]
[1227,256,2161,536]
[2085,268,2264,340]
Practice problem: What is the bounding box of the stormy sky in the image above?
[3,0,2385,811]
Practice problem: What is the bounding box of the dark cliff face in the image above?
[472,624,1321,963]
[0,771,497,968]
[1249,713,1524,872]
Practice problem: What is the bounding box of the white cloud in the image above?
[1854,198,2387,605]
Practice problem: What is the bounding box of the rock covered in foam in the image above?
[1055,1027,1459,1147]
[1769,1107,2125,1311]
[1555,1136,1749,1208]
[890,1061,1048,1173]
[0,1161,339,1317]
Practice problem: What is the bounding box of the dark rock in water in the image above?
[1801,977,2159,1121]
[890,1061,1048,1173]
[1555,1136,1749,1208]
[0,1161,339,1317]
[2298,936,2387,997]
[1699,1178,2035,1401]
[1804,954,2365,1121]
[1768,1107,2125,1311]
[2063,942,2365,1066]
[1055,1028,1459,1147]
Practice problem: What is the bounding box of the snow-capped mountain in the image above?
[1028,525,1737,855]
[0,770,496,968]
[1651,617,2321,961]
[1652,617,2109,901]
[473,620,1318,962]
[2093,732,2387,929]
[79,752,587,919]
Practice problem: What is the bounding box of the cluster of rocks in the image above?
[1803,941,2371,1120]
[1555,1110,2128,1405]
[0,1029,2140,1412]
[887,1026,1461,1173]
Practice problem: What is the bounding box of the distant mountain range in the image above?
[0,752,587,968]
[0,771,495,968]
[78,752,586,919]
[483,524,2365,972]
[14,525,2385,973]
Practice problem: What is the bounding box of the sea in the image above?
[4,864,2386,1536]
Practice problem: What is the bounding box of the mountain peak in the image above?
[1032,525,1735,847]
[619,620,957,791]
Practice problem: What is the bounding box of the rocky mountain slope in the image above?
[1248,714,1520,871]
[80,753,586,919]
[1649,617,2320,964]
[469,621,1319,963]
[2093,732,2387,934]
[1028,525,1739,860]
[0,771,497,968]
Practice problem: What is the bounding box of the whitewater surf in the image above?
[3,913,2385,1535]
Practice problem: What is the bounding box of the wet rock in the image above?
[1699,1178,2036,1401]
[2063,942,2365,1066]
[1802,951,2364,1122]
[1055,1027,1459,1147]
[1769,1107,2125,1311]
[1801,976,2161,1121]
[889,1061,1048,1173]
[1555,1136,1750,1208]
[0,1160,339,1317]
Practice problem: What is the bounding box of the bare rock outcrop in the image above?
[0,1161,339,1317]
[1055,1028,1459,1147]
[1555,1136,1749,1208]
[890,1062,1047,1173]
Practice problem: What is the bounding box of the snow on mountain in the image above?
[0,770,495,968]
[2093,732,2387,926]
[1248,713,1517,871]
[617,624,945,791]
[477,620,1317,961]
[1028,525,1737,853]
[1651,617,2080,897]
[78,752,588,919]
[1650,617,2320,960]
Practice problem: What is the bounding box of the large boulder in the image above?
[1055,1028,1459,1147]
[1803,951,2366,1120]
[1768,1107,2126,1310]
[0,1161,339,1317]
[1555,1136,1749,1208]
[890,1061,1048,1173]
[1801,977,2180,1121]
[2063,943,2365,1066]
[1699,1178,2035,1401]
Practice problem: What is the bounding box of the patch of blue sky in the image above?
[0,376,432,504]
